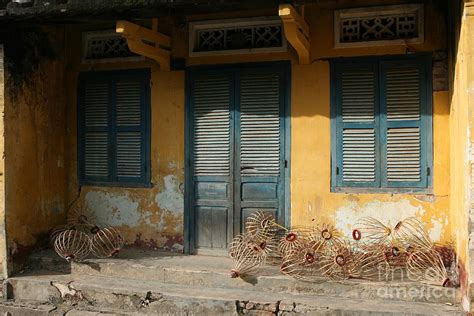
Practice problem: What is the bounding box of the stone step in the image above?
[28,249,461,305]
[4,271,463,315]
[0,300,135,316]
[0,301,57,316]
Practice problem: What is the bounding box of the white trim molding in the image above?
[334,4,424,48]
[188,17,287,57]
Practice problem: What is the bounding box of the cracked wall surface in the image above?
[62,1,453,252]
[65,23,185,251]
[4,26,68,273]
[289,2,452,246]
[1,1,459,268]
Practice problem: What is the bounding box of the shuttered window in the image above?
[78,69,150,186]
[240,72,281,176]
[331,56,432,192]
[192,74,232,177]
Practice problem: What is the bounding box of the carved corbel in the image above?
[116,19,171,71]
[279,4,310,64]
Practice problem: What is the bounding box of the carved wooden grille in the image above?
[83,31,138,62]
[196,25,282,51]
[341,14,417,42]
[189,18,287,56]
[335,5,424,48]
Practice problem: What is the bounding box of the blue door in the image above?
[186,63,290,254]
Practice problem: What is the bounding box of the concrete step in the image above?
[0,301,57,316]
[0,300,137,315]
[4,271,463,315]
[28,249,461,305]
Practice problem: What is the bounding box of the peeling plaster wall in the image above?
[177,1,451,246]
[288,2,452,245]
[4,27,68,272]
[177,2,452,245]
[65,24,184,251]
[58,1,453,254]
[291,61,451,244]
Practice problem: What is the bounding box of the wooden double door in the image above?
[186,63,290,254]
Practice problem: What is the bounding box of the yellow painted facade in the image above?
[70,1,449,249]
[1,0,463,277]
[63,25,186,248]
[284,2,450,242]
[291,63,451,242]
[175,3,452,249]
[449,1,474,308]
[3,27,69,273]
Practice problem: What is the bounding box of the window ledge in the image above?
[79,181,153,189]
[331,187,433,195]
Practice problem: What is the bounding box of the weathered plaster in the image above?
[0,2,463,302]
[178,1,454,261]
[334,198,449,242]
[155,175,184,215]
[4,27,68,272]
[291,58,452,245]
[334,200,423,235]
[450,1,474,310]
[429,218,445,241]
[58,1,452,254]
[83,186,184,251]
[85,190,142,227]
[64,25,185,250]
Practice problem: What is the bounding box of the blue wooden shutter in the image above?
[237,68,286,232]
[380,59,431,188]
[81,79,110,182]
[114,74,149,183]
[239,72,281,176]
[192,74,232,177]
[79,70,150,186]
[191,73,233,250]
[333,63,379,188]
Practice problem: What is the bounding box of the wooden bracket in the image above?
[279,4,310,64]
[116,19,171,71]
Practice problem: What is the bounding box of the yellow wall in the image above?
[4,27,68,272]
[181,2,451,243]
[306,0,446,59]
[289,3,451,243]
[64,25,185,250]
[449,1,474,309]
[291,64,450,241]
[72,70,185,250]
[58,1,453,251]
[0,0,448,260]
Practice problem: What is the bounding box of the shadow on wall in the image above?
[4,26,68,273]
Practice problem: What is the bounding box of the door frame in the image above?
[183,61,292,254]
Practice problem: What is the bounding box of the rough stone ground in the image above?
[0,249,465,315]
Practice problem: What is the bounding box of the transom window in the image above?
[77,69,151,187]
[330,55,432,192]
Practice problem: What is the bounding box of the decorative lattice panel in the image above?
[83,31,140,62]
[189,17,287,56]
[335,4,424,48]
